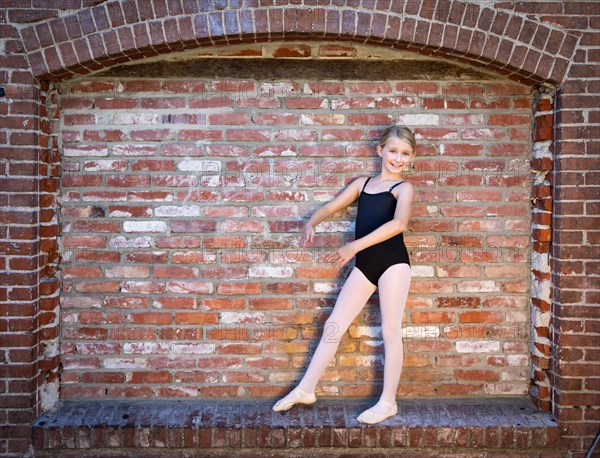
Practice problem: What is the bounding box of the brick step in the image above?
[32,397,567,457]
[32,449,568,458]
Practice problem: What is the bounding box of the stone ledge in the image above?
[32,397,565,456]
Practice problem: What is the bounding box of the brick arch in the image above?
[20,0,579,85]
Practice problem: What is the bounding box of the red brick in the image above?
[284,97,327,109]
[272,44,311,58]
[130,371,172,383]
[173,312,219,325]
[128,312,172,325]
[489,114,531,126]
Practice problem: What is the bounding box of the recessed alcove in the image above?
[54,42,536,408]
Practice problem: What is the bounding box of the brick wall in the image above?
[56,64,534,400]
[493,1,600,453]
[1,5,66,456]
[0,1,598,457]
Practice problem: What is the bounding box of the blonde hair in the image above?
[379,125,416,153]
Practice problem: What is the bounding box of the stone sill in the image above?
[33,397,563,453]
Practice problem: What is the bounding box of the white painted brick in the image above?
[178,159,221,172]
[220,312,265,324]
[532,307,550,328]
[112,144,156,156]
[396,114,440,125]
[507,355,529,366]
[415,130,458,140]
[103,358,148,369]
[109,208,152,218]
[455,340,500,353]
[170,343,215,354]
[314,282,337,293]
[60,296,102,309]
[61,312,78,324]
[44,338,60,359]
[412,265,434,277]
[75,343,117,355]
[109,236,153,248]
[531,250,550,274]
[113,113,159,124]
[123,342,170,354]
[40,380,59,411]
[532,140,552,159]
[63,145,108,157]
[154,205,201,217]
[248,266,293,278]
[123,221,167,232]
[62,357,98,370]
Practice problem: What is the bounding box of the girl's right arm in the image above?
[300,176,368,248]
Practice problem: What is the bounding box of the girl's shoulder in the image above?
[350,175,372,190]
[391,179,414,199]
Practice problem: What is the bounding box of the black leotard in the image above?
[354,177,411,286]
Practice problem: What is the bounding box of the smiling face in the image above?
[377,136,415,174]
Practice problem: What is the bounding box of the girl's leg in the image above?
[298,267,377,392]
[378,263,411,402]
[357,263,411,423]
[273,267,376,411]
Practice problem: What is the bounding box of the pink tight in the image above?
[297,263,412,404]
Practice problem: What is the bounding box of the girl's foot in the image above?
[356,399,398,424]
[272,387,317,412]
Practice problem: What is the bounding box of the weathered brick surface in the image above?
[0,1,597,457]
[56,74,533,402]
[31,398,567,456]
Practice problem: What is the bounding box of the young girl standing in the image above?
[272,125,416,424]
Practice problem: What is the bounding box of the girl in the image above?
[272,125,416,424]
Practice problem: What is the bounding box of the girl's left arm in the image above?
[325,182,414,269]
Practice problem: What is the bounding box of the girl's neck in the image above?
[378,171,404,182]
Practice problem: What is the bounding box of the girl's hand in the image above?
[300,223,315,248]
[325,242,358,270]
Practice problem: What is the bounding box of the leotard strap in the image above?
[361,176,372,192]
[389,180,405,192]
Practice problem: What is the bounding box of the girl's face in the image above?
[377,136,415,174]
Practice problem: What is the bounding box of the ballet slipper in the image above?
[272,387,317,412]
[356,400,398,424]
